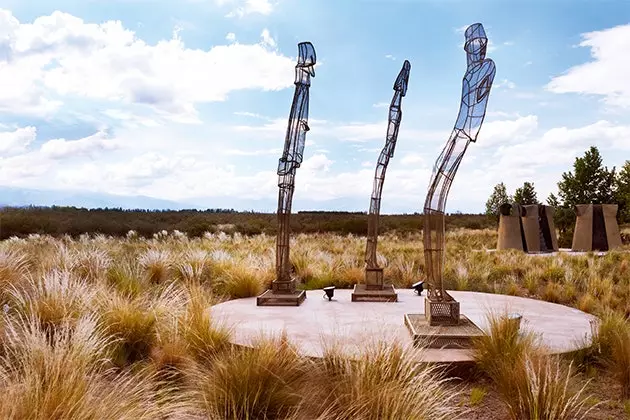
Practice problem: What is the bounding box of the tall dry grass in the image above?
[473,312,597,419]
[311,341,465,419]
[194,334,308,419]
[0,228,626,418]
[0,315,189,419]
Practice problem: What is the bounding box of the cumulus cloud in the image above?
[0,126,120,186]
[40,131,120,159]
[477,115,538,148]
[546,24,630,108]
[0,9,293,120]
[0,126,37,155]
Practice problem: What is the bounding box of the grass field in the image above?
[0,228,629,419]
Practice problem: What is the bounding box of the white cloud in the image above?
[400,152,424,166]
[224,148,280,156]
[225,0,274,18]
[372,102,389,108]
[477,115,538,148]
[102,109,161,128]
[0,9,294,120]
[546,24,630,108]
[40,131,120,159]
[0,127,121,186]
[260,28,276,48]
[384,54,395,61]
[495,79,516,90]
[301,153,333,172]
[0,126,37,155]
[461,119,630,205]
[233,111,266,118]
[225,32,236,42]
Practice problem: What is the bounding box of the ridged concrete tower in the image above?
[572,204,622,251]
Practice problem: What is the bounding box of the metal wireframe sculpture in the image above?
[258,42,316,306]
[423,23,496,321]
[365,60,411,272]
[354,61,410,303]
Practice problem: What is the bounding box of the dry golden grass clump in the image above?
[587,310,630,398]
[9,270,96,334]
[194,334,308,419]
[312,341,465,420]
[0,315,189,419]
[473,312,597,420]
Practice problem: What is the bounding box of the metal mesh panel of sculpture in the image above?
[423,23,496,324]
[257,42,316,307]
[354,60,411,302]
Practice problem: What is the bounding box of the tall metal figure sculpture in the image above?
[353,60,411,303]
[423,23,496,325]
[257,42,316,306]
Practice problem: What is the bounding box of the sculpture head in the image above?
[297,42,316,76]
[393,60,411,96]
[464,23,488,66]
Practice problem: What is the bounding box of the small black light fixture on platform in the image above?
[412,281,424,296]
[323,286,335,301]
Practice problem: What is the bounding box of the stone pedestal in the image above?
[364,267,384,289]
[404,313,485,349]
[351,283,398,302]
[256,280,306,306]
[351,267,398,302]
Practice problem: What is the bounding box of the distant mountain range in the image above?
[0,186,190,210]
[0,186,470,214]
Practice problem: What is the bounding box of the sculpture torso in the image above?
[454,58,496,140]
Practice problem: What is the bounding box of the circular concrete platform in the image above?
[209,289,596,363]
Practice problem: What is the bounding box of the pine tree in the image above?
[557,146,616,208]
[513,182,539,205]
[547,193,559,207]
[615,160,630,223]
[485,182,510,218]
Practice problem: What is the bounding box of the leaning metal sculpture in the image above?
[422,23,496,325]
[257,42,316,306]
[353,60,411,303]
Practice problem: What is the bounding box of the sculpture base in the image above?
[364,267,384,289]
[351,283,398,302]
[256,289,306,307]
[404,314,485,349]
[425,293,460,326]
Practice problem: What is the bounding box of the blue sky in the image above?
[0,0,629,213]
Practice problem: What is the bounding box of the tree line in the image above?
[485,146,629,246]
[0,206,495,240]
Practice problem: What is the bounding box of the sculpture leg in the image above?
[365,211,379,269]
[274,172,295,293]
[423,209,445,300]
